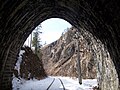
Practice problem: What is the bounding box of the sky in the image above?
[24,18,72,46]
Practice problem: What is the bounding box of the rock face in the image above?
[41,27,119,90]
[14,46,47,80]
[41,27,97,79]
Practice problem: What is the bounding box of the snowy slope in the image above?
[12,76,97,90]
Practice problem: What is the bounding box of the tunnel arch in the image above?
[0,0,120,89]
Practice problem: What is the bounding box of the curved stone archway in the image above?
[0,0,120,89]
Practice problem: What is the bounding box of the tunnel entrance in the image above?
[0,0,120,90]
[13,18,118,90]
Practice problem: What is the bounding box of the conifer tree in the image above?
[32,25,42,55]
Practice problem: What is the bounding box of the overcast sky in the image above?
[24,18,72,46]
[40,18,71,45]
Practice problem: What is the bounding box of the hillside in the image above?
[41,27,97,79]
[14,46,47,80]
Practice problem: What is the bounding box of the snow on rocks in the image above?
[14,50,25,75]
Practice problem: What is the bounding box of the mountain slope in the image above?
[41,27,97,79]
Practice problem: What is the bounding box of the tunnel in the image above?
[0,0,120,89]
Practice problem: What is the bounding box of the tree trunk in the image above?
[77,40,82,84]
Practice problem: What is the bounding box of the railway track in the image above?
[58,78,66,90]
[46,78,66,90]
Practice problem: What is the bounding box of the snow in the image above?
[14,50,25,75]
[12,49,97,90]
[12,76,97,90]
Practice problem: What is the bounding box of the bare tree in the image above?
[74,31,82,85]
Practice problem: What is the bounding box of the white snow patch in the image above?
[12,76,97,90]
[12,76,26,90]
[14,50,25,75]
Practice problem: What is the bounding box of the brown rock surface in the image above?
[41,27,97,79]
[14,46,47,80]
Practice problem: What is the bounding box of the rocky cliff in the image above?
[41,27,119,90]
[14,46,47,80]
[41,27,97,79]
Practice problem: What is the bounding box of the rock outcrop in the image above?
[14,46,47,80]
[41,27,97,79]
[41,27,119,90]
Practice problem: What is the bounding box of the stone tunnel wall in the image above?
[97,44,119,90]
[80,29,119,90]
[0,0,120,90]
[0,46,19,89]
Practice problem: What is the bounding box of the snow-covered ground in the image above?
[12,50,97,90]
[12,76,97,90]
